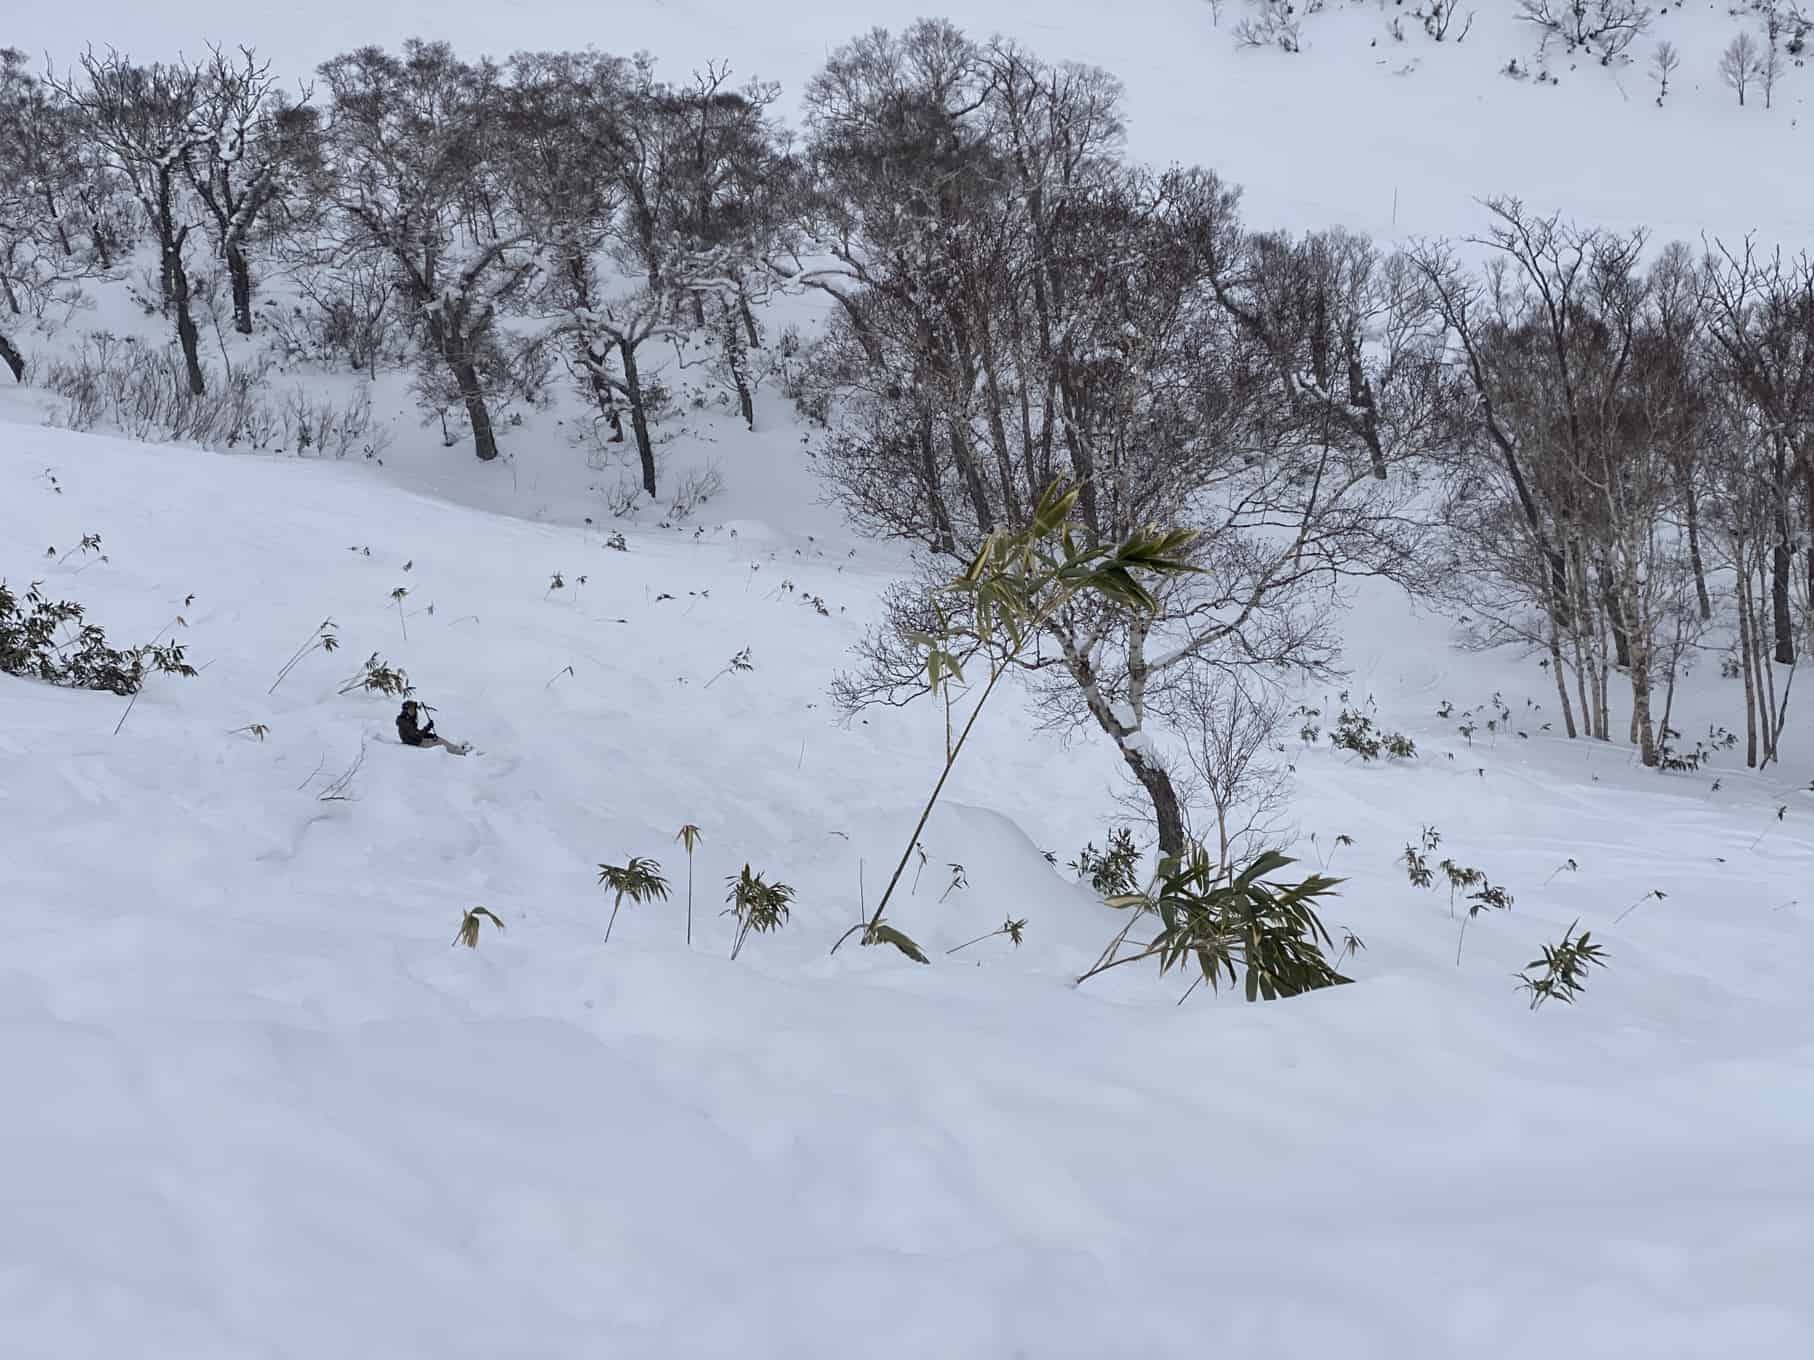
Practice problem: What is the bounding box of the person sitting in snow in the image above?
[396,700,469,755]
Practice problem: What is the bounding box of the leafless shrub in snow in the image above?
[44,331,385,458]
[1516,0,1651,63]
[665,464,724,521]
[1415,2,1475,43]
[276,385,390,460]
[1170,669,1291,869]
[1234,4,1304,53]
[315,739,367,802]
[46,333,265,444]
[266,256,407,377]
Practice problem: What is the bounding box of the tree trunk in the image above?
[1057,376,1103,543]
[945,413,996,534]
[1757,566,1780,757]
[1628,632,1659,768]
[618,337,657,496]
[450,357,499,461]
[582,345,625,441]
[1598,563,1632,670]
[43,185,72,257]
[738,289,761,349]
[226,241,254,335]
[1805,462,1814,619]
[1738,557,1760,768]
[153,178,180,313]
[1684,479,1712,621]
[918,404,956,555]
[1124,747,1187,861]
[976,324,1024,526]
[1548,627,1577,739]
[1772,536,1795,664]
[80,187,113,271]
[170,243,206,397]
[720,304,754,431]
[0,332,24,383]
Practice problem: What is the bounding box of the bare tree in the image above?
[0,50,83,265]
[1761,32,1783,108]
[1410,201,1709,765]
[1701,239,1814,667]
[1517,0,1652,62]
[187,46,318,334]
[1720,31,1761,106]
[316,42,534,461]
[0,50,95,375]
[51,48,209,395]
[1171,668,1290,868]
[656,61,792,430]
[812,24,1439,854]
[1649,40,1680,104]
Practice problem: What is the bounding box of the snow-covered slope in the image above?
[5,407,1814,1356]
[6,3,1814,1355]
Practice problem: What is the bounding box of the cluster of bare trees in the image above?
[0,40,790,484]
[1411,204,1813,772]
[804,24,1808,848]
[3,25,1808,845]
[1712,1,1814,109]
[0,47,315,392]
[806,22,1456,854]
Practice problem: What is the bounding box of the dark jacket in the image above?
[397,706,436,747]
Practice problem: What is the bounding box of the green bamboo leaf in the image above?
[1031,482,1079,536]
[1103,892,1153,911]
[865,921,930,964]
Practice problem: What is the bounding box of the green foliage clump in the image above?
[838,480,1197,965]
[724,865,794,960]
[1518,922,1608,1009]
[1,579,194,695]
[1070,826,1142,898]
[597,856,671,943]
[1330,706,1416,761]
[1080,846,1350,1003]
[339,651,413,697]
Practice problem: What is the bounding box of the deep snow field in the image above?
[5,3,1814,1356]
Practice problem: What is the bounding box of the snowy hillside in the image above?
[5,2,1814,1356]
[7,405,1814,1357]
